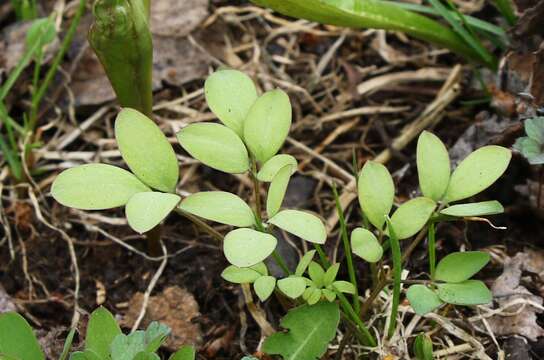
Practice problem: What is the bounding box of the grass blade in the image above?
[385,216,401,338]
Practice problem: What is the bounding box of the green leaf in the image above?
[295,250,316,276]
[263,302,340,360]
[115,108,179,192]
[177,123,249,174]
[440,200,504,217]
[437,280,492,305]
[223,228,277,267]
[332,280,356,294]
[323,263,340,286]
[251,262,269,276]
[204,69,258,136]
[444,146,512,203]
[525,117,544,144]
[0,312,44,360]
[417,131,450,201]
[268,210,327,244]
[277,276,307,299]
[110,331,146,360]
[358,161,394,230]
[351,227,383,263]
[126,192,180,233]
[244,89,292,163]
[266,164,293,217]
[254,276,277,301]
[134,352,160,360]
[179,191,255,227]
[322,289,336,302]
[413,333,434,360]
[514,137,544,165]
[221,265,262,284]
[144,322,170,353]
[388,197,436,240]
[307,288,322,305]
[169,346,196,360]
[406,285,443,315]
[435,251,490,283]
[26,18,56,53]
[51,164,150,210]
[257,154,298,182]
[308,261,325,288]
[85,307,122,359]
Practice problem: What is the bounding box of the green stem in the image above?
[336,291,376,347]
[492,0,517,26]
[428,222,436,280]
[313,243,331,268]
[272,250,290,276]
[385,217,401,338]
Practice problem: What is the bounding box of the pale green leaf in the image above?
[244,89,292,163]
[437,280,492,305]
[406,285,443,315]
[251,262,269,276]
[51,164,150,210]
[435,251,490,283]
[351,227,383,263]
[388,197,436,240]
[332,280,356,294]
[254,276,277,301]
[26,18,56,51]
[322,289,336,302]
[268,210,327,244]
[0,312,44,360]
[307,288,322,305]
[223,228,277,267]
[444,146,512,202]
[358,161,394,229]
[110,331,145,360]
[266,165,293,217]
[263,302,340,360]
[85,307,122,359]
[115,108,179,192]
[221,265,261,284]
[169,346,196,360]
[144,322,170,353]
[277,276,307,299]
[204,69,258,136]
[179,191,255,227]
[302,286,315,301]
[525,117,544,144]
[417,131,450,201]
[323,263,340,286]
[177,122,249,174]
[414,333,434,360]
[257,154,298,182]
[308,261,325,287]
[126,192,180,233]
[295,250,316,276]
[440,200,504,217]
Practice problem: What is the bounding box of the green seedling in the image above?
[413,333,434,360]
[10,0,38,20]
[514,117,544,165]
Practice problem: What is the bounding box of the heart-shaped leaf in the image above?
[268,210,326,244]
[406,285,443,315]
[435,251,490,283]
[444,146,511,202]
[277,276,307,299]
[295,250,316,276]
[85,307,122,359]
[125,192,180,233]
[177,122,249,174]
[417,131,450,201]
[221,265,262,284]
[388,197,436,240]
[179,191,255,227]
[257,154,298,182]
[254,276,277,301]
[51,164,150,210]
[437,280,492,305]
[351,227,383,263]
[115,108,179,192]
[244,89,292,163]
[0,312,44,360]
[358,161,394,230]
[223,228,277,267]
[440,200,504,217]
[204,69,258,136]
[266,165,293,218]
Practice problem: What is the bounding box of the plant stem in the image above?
[428,221,436,280]
[385,218,401,338]
[336,291,376,347]
[175,208,223,242]
[314,244,331,268]
[250,158,263,221]
[272,250,290,276]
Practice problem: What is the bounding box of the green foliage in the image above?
[86,307,123,358]
[437,280,492,305]
[295,250,316,276]
[417,131,450,201]
[254,276,277,301]
[357,161,394,229]
[221,265,262,284]
[26,18,56,58]
[263,302,340,360]
[257,154,298,182]
[11,0,38,20]
[413,333,434,360]
[440,200,503,217]
[388,197,436,239]
[169,346,196,360]
[223,228,278,267]
[266,164,293,217]
[125,192,181,233]
[351,227,383,263]
[513,117,544,165]
[435,251,490,283]
[406,285,443,316]
[268,210,327,244]
[0,312,44,360]
[277,276,307,299]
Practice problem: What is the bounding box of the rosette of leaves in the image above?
[51,108,181,235]
[513,117,544,165]
[177,69,328,299]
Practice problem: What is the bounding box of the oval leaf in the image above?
[437,280,492,305]
[223,228,277,267]
[277,276,307,299]
[266,165,293,218]
[244,89,292,163]
[269,209,327,244]
[179,191,255,227]
[51,164,150,210]
[308,261,325,287]
[444,146,512,202]
[115,108,179,192]
[323,263,340,286]
[221,265,261,284]
[351,227,383,263]
[417,131,450,201]
[295,250,316,276]
[177,122,249,174]
[440,200,504,217]
[406,285,443,315]
[204,69,258,136]
[332,280,356,294]
[125,192,180,233]
[257,154,298,182]
[254,276,277,301]
[358,161,394,230]
[388,197,436,240]
[435,251,490,283]
[86,307,122,359]
[0,312,44,360]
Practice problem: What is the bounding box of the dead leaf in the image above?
[150,0,209,37]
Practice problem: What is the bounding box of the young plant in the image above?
[10,0,38,20]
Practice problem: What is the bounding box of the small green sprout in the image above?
[413,333,434,360]
[514,117,544,165]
